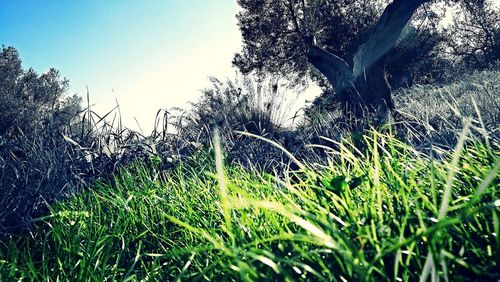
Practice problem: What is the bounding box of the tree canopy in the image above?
[234,0,383,80]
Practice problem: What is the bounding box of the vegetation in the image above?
[0,47,187,235]
[444,0,500,69]
[0,125,497,281]
[0,0,499,280]
[394,69,500,148]
[0,46,83,234]
[172,75,304,172]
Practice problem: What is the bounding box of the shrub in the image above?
[0,46,85,234]
[0,47,170,236]
[173,74,303,171]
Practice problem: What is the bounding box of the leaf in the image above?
[348,176,364,189]
[330,175,348,193]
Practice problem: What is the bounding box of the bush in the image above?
[0,47,172,236]
[173,74,303,171]
[0,46,86,234]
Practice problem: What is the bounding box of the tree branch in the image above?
[286,0,304,38]
[306,44,352,89]
[352,0,432,79]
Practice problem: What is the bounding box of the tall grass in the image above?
[172,74,304,172]
[1,63,498,280]
[0,94,182,236]
[394,69,500,149]
[0,126,497,281]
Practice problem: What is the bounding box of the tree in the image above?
[444,0,499,69]
[0,46,81,136]
[234,0,447,116]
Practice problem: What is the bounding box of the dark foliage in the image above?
[233,0,382,79]
[0,47,175,236]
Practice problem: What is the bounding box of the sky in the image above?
[1,0,272,132]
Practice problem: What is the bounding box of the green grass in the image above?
[0,129,498,281]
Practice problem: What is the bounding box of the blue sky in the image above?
[0,1,244,131]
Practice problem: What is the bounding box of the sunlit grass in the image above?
[0,128,498,281]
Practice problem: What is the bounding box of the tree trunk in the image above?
[339,57,395,117]
[307,46,394,117]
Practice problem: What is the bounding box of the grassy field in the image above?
[0,126,498,281]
